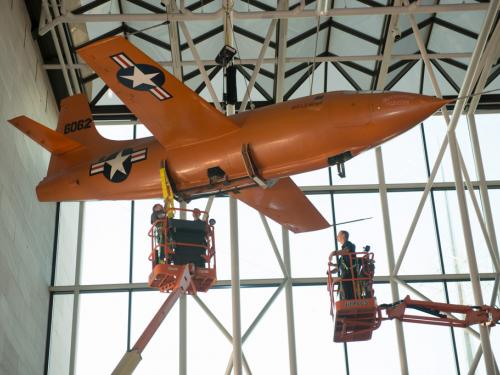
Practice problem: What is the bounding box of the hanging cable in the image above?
[309,16,321,96]
[227,16,256,111]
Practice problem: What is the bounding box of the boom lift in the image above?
[327,251,500,343]
[112,166,217,374]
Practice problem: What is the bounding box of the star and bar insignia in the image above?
[112,53,172,101]
[90,148,147,183]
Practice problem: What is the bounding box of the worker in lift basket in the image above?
[336,230,357,300]
[151,204,167,264]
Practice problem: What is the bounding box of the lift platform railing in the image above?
[148,206,217,293]
[327,250,380,342]
[148,207,216,271]
[327,251,375,305]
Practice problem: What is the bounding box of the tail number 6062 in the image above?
[64,118,92,134]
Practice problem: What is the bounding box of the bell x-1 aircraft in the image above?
[7,36,449,233]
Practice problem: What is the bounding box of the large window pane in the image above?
[131,291,179,374]
[434,190,495,274]
[239,203,284,279]
[290,194,334,278]
[75,293,128,374]
[243,289,290,374]
[423,117,454,183]
[133,198,159,283]
[488,190,500,252]
[47,295,73,375]
[423,115,477,183]
[382,126,428,183]
[475,114,500,181]
[333,193,387,275]
[55,202,79,285]
[403,282,457,374]
[295,285,346,374]
[389,192,442,275]
[81,201,131,284]
[187,289,231,375]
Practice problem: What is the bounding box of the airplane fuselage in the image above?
[35,91,447,202]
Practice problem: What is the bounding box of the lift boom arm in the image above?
[380,295,500,328]
[112,265,192,375]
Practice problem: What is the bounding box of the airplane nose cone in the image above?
[371,92,450,143]
[410,94,452,112]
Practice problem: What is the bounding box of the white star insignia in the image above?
[122,66,159,88]
[106,150,129,179]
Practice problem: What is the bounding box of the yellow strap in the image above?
[160,167,175,218]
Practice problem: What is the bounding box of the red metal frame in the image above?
[327,251,500,343]
[327,250,379,342]
[327,250,375,303]
[379,295,500,328]
[148,207,217,293]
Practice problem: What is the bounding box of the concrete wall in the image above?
[0,1,59,374]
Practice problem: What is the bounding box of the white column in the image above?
[230,197,242,375]
[282,228,297,375]
[179,202,187,375]
[373,1,408,372]
[69,202,84,375]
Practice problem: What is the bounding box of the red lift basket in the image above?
[148,207,216,294]
[327,250,380,342]
[327,251,500,344]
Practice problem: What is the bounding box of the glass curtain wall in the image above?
[46,113,500,375]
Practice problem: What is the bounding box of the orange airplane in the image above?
[7,36,449,233]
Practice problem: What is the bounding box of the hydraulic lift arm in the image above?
[379,295,500,328]
[112,265,192,375]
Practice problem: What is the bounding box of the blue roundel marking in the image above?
[116,64,165,91]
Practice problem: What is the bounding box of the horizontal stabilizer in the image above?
[231,177,330,233]
[8,116,82,155]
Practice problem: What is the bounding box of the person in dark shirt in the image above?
[336,230,357,299]
[151,204,167,264]
[151,203,166,224]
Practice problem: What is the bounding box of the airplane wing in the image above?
[77,36,238,150]
[231,177,330,233]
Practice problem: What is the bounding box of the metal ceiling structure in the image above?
[25,0,500,121]
[27,1,500,374]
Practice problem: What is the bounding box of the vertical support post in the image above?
[375,149,409,375]
[179,202,187,375]
[41,1,74,95]
[373,1,408,372]
[282,228,297,375]
[447,129,496,374]
[49,0,80,93]
[230,197,243,375]
[430,3,498,372]
[69,202,85,375]
[166,0,183,81]
[275,0,289,103]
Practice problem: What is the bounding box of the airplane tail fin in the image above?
[8,94,108,176]
[54,94,102,146]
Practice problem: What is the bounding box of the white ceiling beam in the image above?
[42,52,474,70]
[39,3,489,35]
